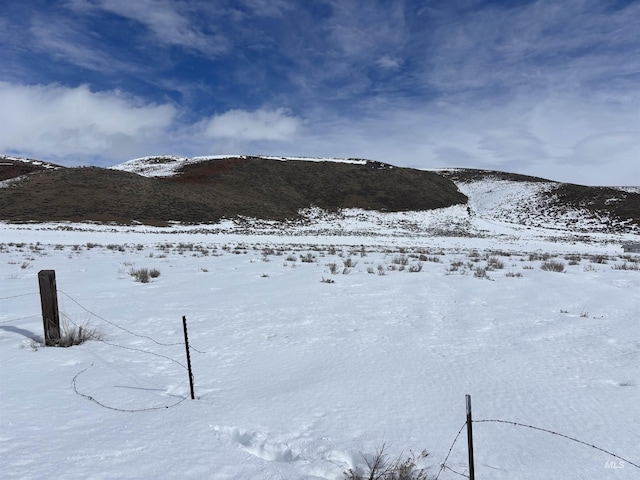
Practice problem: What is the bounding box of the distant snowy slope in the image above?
[456,177,555,225]
[440,171,639,234]
[110,155,217,177]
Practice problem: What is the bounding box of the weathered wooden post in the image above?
[38,270,60,346]
[466,394,476,480]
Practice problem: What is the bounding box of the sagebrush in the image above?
[130,267,161,283]
[343,445,430,480]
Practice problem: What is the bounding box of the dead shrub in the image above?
[541,260,565,272]
[130,267,160,282]
[343,445,429,480]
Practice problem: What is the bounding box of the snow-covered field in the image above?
[1,207,638,480]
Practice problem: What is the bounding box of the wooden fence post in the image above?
[466,394,476,480]
[38,270,60,346]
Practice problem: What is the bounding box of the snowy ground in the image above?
[1,212,639,479]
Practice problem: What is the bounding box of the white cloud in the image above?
[203,108,300,141]
[0,82,176,161]
[0,82,302,164]
[375,55,401,70]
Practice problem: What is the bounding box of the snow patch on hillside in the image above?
[457,178,554,223]
[454,176,637,235]
[111,155,368,177]
[0,175,28,189]
[110,155,211,177]
[0,154,60,170]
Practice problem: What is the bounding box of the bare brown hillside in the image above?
[0,156,467,225]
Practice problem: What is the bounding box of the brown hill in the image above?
[548,182,640,229]
[0,156,467,225]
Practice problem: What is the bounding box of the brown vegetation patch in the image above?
[437,168,552,184]
[0,157,467,225]
[545,183,640,228]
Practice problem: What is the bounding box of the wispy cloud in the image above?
[325,1,407,61]
[231,0,294,18]
[420,0,640,97]
[70,0,229,56]
[27,15,134,74]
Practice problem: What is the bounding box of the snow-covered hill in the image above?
[107,155,640,239]
[2,154,639,241]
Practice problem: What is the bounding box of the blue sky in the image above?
[1,0,639,185]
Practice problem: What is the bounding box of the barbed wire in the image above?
[102,339,188,370]
[440,464,468,478]
[0,291,40,324]
[0,292,39,301]
[59,290,184,347]
[2,287,203,412]
[0,313,41,324]
[59,293,192,410]
[58,289,205,353]
[59,312,188,371]
[72,363,189,413]
[434,422,469,480]
[432,417,638,478]
[1,288,205,353]
[474,419,640,470]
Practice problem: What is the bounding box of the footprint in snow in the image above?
[214,426,300,463]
